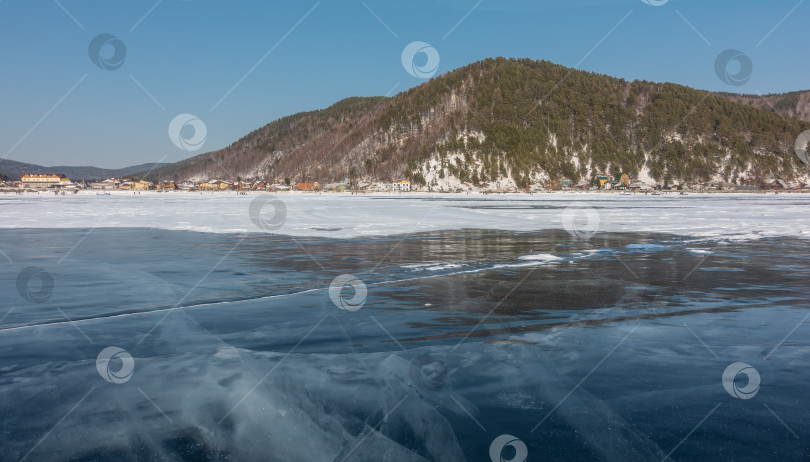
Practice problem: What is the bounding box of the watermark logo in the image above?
[641,0,669,6]
[626,289,671,315]
[329,274,367,311]
[16,266,54,303]
[714,49,753,86]
[401,41,440,79]
[88,33,127,71]
[794,130,810,170]
[722,362,760,400]
[249,196,288,232]
[562,206,600,239]
[96,346,135,384]
[168,114,207,151]
[489,434,528,462]
[409,356,447,391]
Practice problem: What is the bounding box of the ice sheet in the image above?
[2,228,809,461]
[1,191,809,241]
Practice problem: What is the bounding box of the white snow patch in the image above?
[1,190,810,242]
[517,253,563,262]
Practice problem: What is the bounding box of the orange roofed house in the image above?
[296,182,320,191]
[21,174,70,189]
[392,180,411,191]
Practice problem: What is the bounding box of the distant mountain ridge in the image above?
[7,57,809,190]
[0,159,169,182]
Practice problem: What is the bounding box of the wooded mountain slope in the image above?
[145,58,810,188]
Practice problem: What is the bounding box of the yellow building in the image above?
[592,176,609,188]
[132,180,153,190]
[21,174,69,189]
[392,180,411,191]
[199,180,231,190]
[117,180,152,190]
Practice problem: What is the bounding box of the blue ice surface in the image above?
[1,228,808,461]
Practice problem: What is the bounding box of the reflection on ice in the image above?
[1,228,809,461]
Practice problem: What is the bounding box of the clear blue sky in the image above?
[1,0,807,168]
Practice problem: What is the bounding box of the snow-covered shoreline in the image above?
[1,190,808,241]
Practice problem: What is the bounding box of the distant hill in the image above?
[142,57,810,190]
[719,90,810,123]
[0,159,170,182]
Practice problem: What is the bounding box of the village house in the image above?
[296,182,319,191]
[131,180,153,190]
[761,179,788,190]
[323,182,348,191]
[392,180,411,191]
[21,174,70,189]
[614,173,631,189]
[90,178,118,190]
[199,180,231,190]
[593,175,611,189]
[117,179,151,190]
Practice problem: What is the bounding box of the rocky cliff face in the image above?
[145,58,810,189]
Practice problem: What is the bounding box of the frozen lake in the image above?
[1,193,809,461]
[1,190,810,241]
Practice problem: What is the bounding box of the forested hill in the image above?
[0,159,170,182]
[720,91,810,123]
[145,58,810,189]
